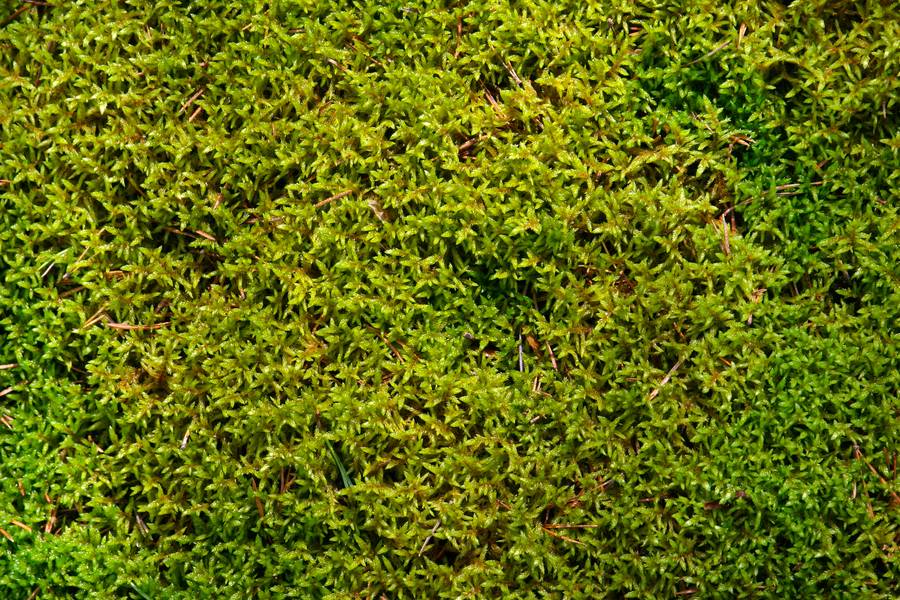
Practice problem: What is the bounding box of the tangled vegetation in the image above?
[1,0,898,597]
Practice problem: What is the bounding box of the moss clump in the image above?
[1,1,898,598]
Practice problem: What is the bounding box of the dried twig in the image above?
[0,364,17,370]
[105,321,169,331]
[10,520,31,533]
[545,342,558,371]
[0,387,13,398]
[854,446,900,506]
[135,514,149,535]
[180,422,192,449]
[517,333,524,372]
[44,506,56,534]
[541,525,583,544]
[79,307,108,330]
[314,189,353,209]
[1,4,32,28]
[543,523,598,530]
[721,214,731,256]
[179,87,204,114]
[688,39,730,65]
[648,359,684,400]
[504,61,523,86]
[418,519,441,556]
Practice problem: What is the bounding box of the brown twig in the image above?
[504,61,523,86]
[418,519,441,556]
[0,387,13,398]
[10,520,31,533]
[105,321,169,331]
[179,87,204,113]
[135,514,149,535]
[517,333,524,372]
[314,189,353,209]
[543,523,598,530]
[545,342,558,371]
[854,445,900,506]
[457,136,482,153]
[44,507,56,534]
[721,214,731,256]
[688,39,730,65]
[648,359,684,400]
[541,525,583,544]
[250,479,265,520]
[1,4,32,28]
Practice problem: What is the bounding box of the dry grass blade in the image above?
[10,520,32,532]
[541,525,583,544]
[649,359,684,400]
[315,189,353,209]
[106,321,170,331]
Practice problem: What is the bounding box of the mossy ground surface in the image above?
[1,1,898,598]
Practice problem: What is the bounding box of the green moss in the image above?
[1,1,898,597]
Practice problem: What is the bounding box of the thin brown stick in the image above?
[10,520,31,533]
[0,364,16,370]
[44,507,56,534]
[193,230,217,242]
[854,445,900,505]
[541,525,583,545]
[1,4,32,28]
[688,39,730,65]
[722,214,731,256]
[518,333,524,372]
[648,359,684,400]
[0,387,13,398]
[457,136,482,152]
[545,342,558,371]
[418,519,441,556]
[105,321,169,331]
[314,189,353,209]
[543,523,598,530]
[0,527,12,542]
[179,87,205,113]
